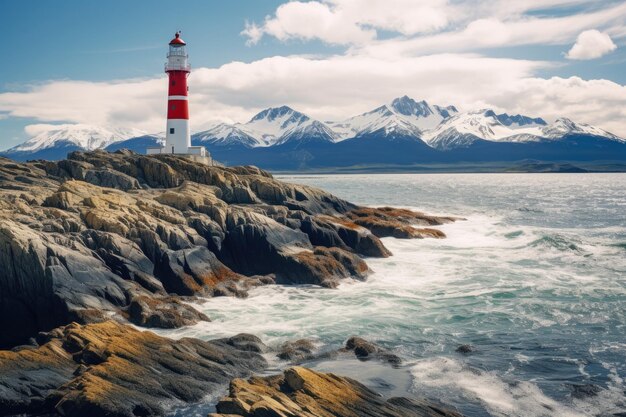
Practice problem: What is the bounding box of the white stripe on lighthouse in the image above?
[167,95,188,100]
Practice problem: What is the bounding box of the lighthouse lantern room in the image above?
[147,32,211,163]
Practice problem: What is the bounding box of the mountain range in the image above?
[2,96,625,170]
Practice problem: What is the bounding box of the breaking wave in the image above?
[159,173,626,416]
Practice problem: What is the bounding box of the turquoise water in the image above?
[165,173,626,417]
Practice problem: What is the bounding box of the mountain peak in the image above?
[193,123,262,148]
[250,106,308,123]
[390,96,433,117]
[389,96,458,123]
[544,117,620,140]
[8,124,146,153]
[497,113,547,127]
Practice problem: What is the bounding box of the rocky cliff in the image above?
[0,150,459,416]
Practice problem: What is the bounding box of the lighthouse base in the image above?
[146,146,218,166]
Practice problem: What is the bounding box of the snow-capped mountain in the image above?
[541,117,620,140]
[274,120,338,147]
[389,95,458,129]
[241,106,316,145]
[422,109,623,150]
[422,110,543,149]
[3,95,624,166]
[8,124,146,153]
[329,105,423,140]
[329,96,457,140]
[193,123,262,148]
[194,106,338,148]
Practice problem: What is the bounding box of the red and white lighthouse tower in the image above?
[147,32,208,159]
[164,32,191,154]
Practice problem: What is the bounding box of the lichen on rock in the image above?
[0,321,267,417]
[210,366,463,417]
[0,150,460,417]
[0,152,454,347]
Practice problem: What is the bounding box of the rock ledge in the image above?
[210,366,463,417]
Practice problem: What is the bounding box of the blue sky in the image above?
[1,0,625,149]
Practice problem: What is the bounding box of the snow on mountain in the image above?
[274,120,338,147]
[329,105,422,140]
[193,123,262,148]
[241,106,313,145]
[8,124,147,153]
[4,95,622,161]
[389,95,458,130]
[197,106,337,147]
[329,96,456,140]
[422,110,549,149]
[541,117,621,140]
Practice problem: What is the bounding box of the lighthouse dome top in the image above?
[169,32,186,45]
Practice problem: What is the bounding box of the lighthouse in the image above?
[147,32,211,163]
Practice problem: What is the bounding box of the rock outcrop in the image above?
[210,366,463,417]
[0,151,453,347]
[0,320,267,417]
[346,207,459,238]
[343,336,402,366]
[277,339,318,362]
[0,150,462,417]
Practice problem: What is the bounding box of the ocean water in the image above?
[164,173,626,417]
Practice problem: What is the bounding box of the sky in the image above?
[0,0,625,150]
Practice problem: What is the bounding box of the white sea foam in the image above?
[410,357,586,417]
[156,173,626,416]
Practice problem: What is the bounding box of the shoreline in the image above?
[0,150,463,417]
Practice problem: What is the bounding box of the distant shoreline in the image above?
[270,161,626,175]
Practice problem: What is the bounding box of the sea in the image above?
[164,173,626,417]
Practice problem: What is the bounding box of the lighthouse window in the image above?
[171,80,176,86]
[171,105,176,110]
[170,128,175,134]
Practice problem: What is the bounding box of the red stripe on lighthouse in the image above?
[167,99,189,120]
[167,71,188,96]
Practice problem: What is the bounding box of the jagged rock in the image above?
[344,336,402,366]
[0,152,452,347]
[281,247,369,287]
[0,218,135,348]
[455,344,473,354]
[301,215,391,257]
[127,295,209,328]
[221,333,268,354]
[210,366,463,417]
[155,246,245,296]
[0,321,267,417]
[347,207,458,238]
[277,339,317,361]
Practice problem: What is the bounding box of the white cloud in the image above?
[23,123,74,137]
[1,52,626,138]
[0,78,165,132]
[330,0,452,35]
[242,1,375,45]
[358,2,626,57]
[483,76,626,136]
[243,0,626,52]
[566,29,617,60]
[243,0,454,45]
